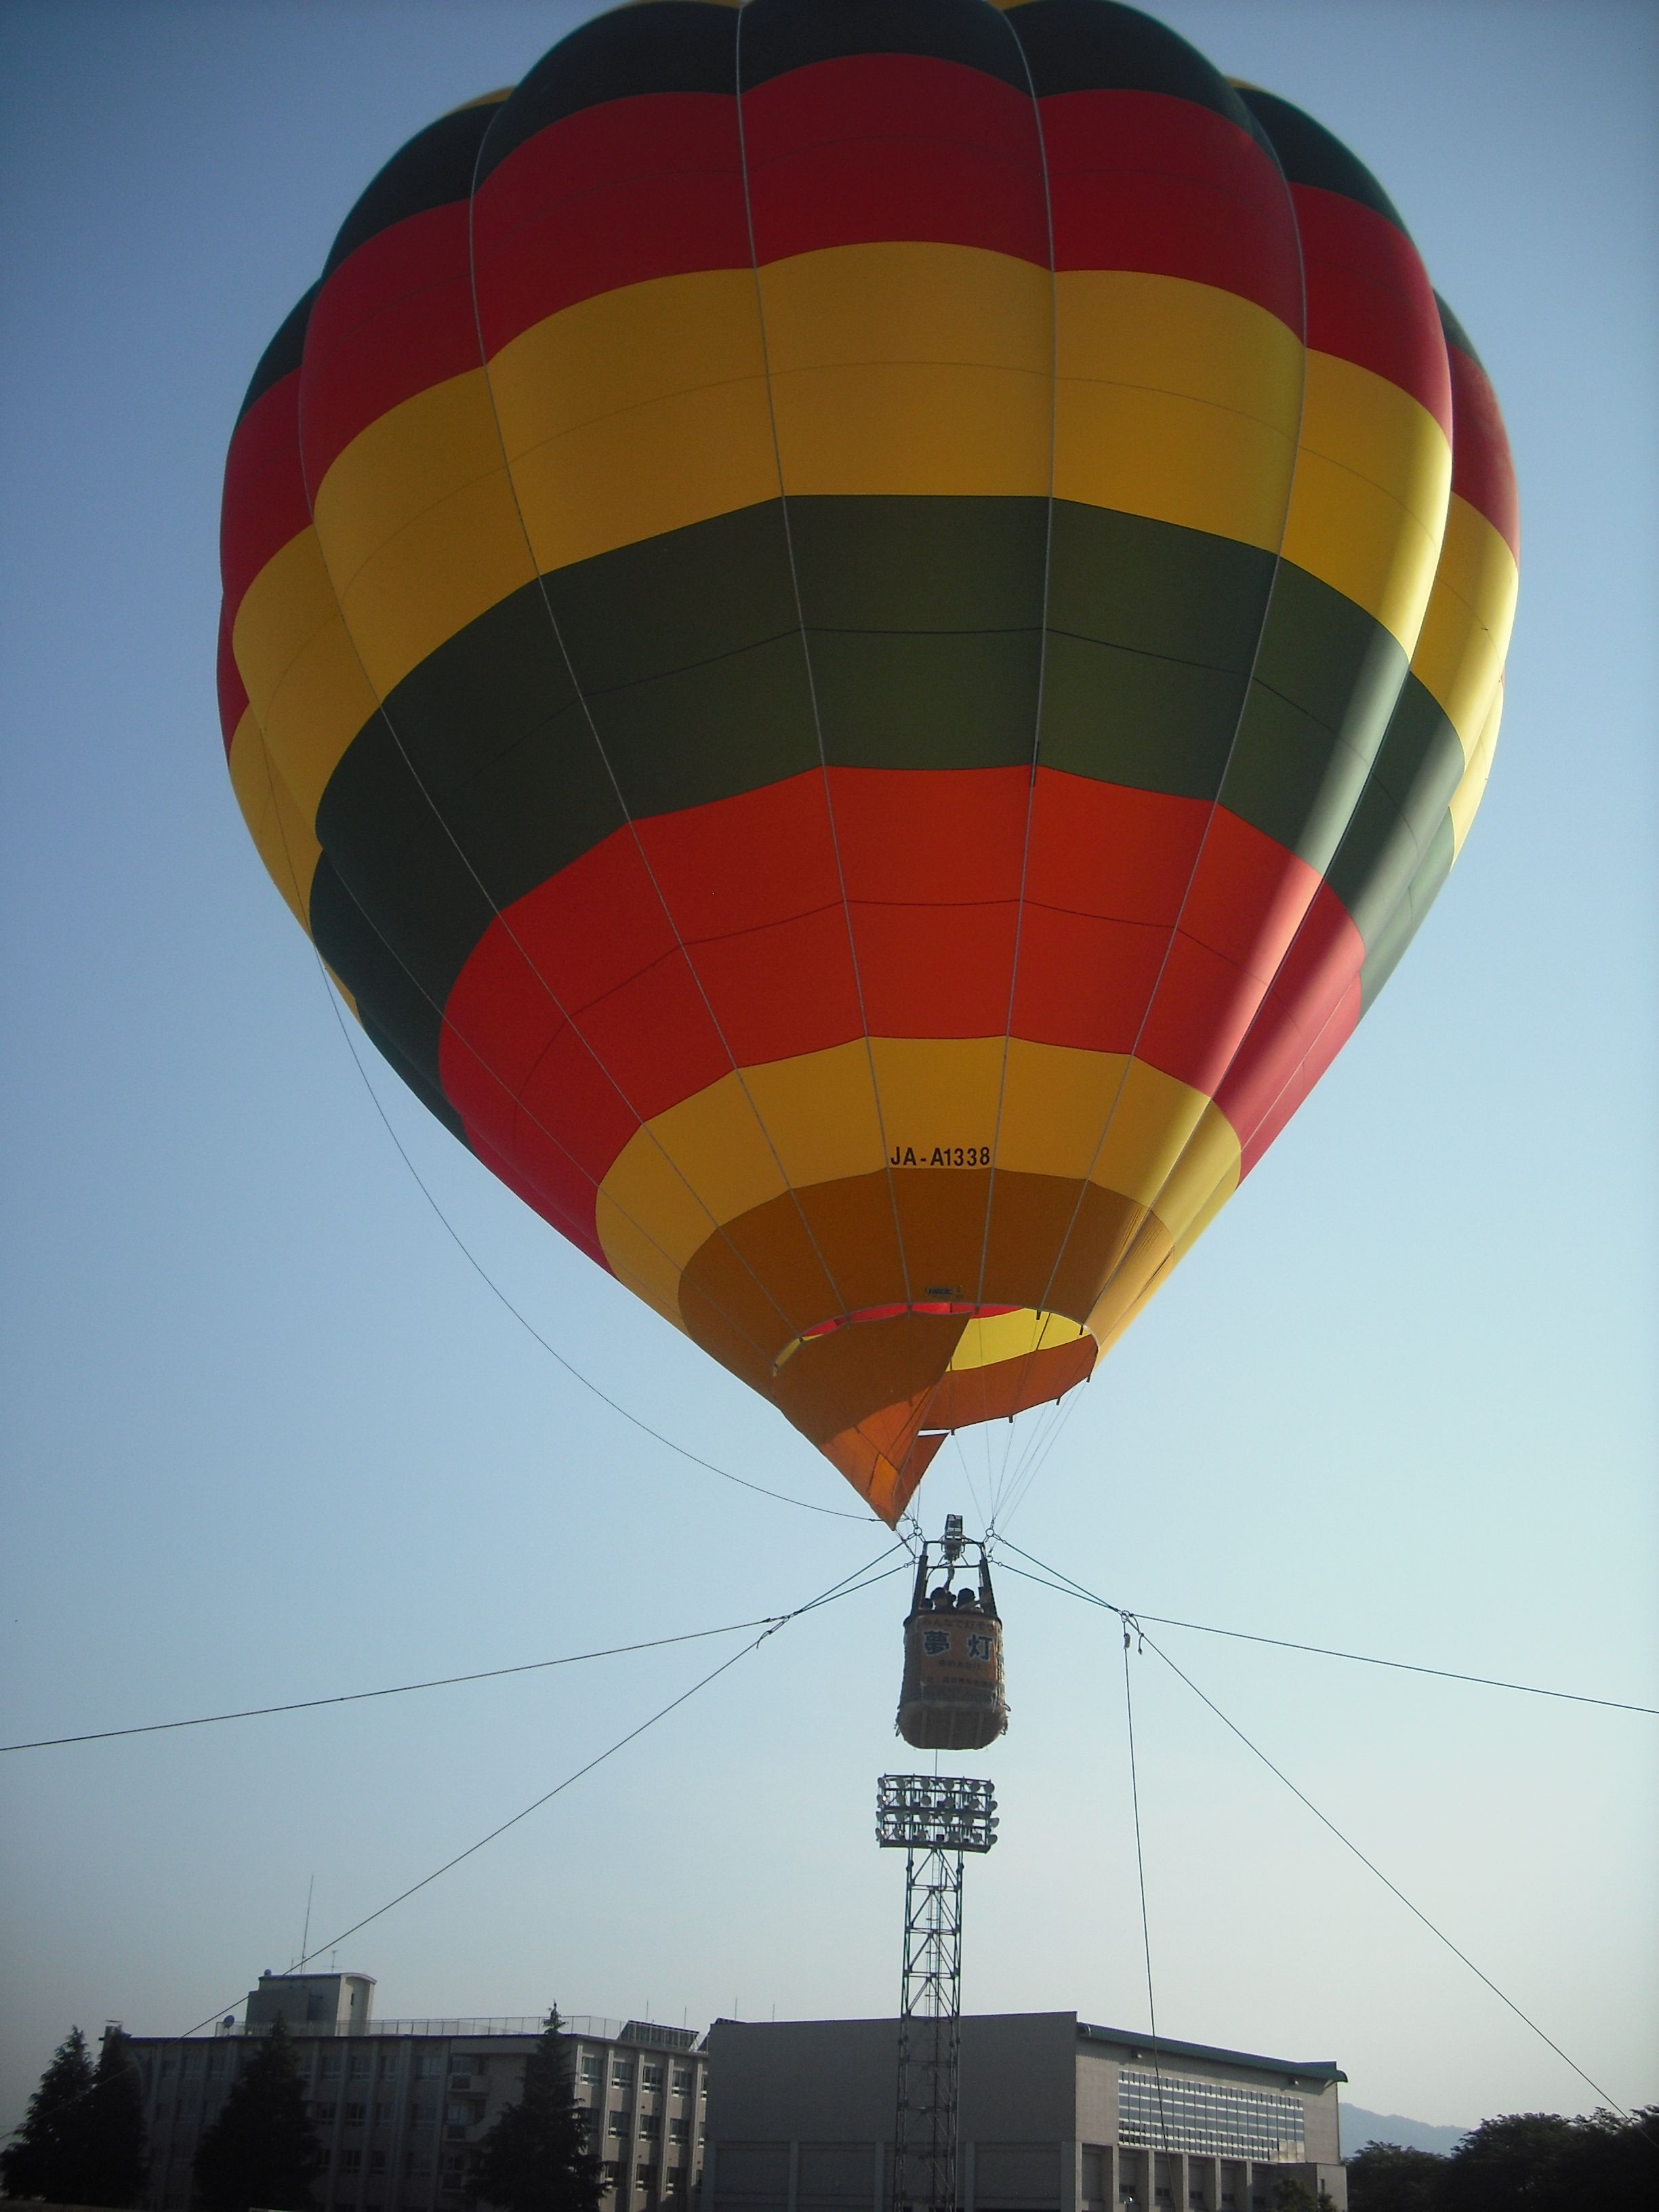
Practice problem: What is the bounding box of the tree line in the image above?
[7,2022,1652,2212]
[1346,2111,1659,2211]
[1,2012,603,2212]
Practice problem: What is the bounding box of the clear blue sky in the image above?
[2,0,1655,2143]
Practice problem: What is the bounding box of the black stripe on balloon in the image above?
[237,284,317,427]
[735,0,1028,91]
[1435,290,1484,372]
[1235,86,1411,236]
[1007,0,1248,125]
[1358,811,1456,1012]
[307,498,1414,1109]
[1326,672,1465,947]
[324,101,504,279]
[476,3,741,186]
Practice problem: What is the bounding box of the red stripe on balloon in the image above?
[1040,89,1301,327]
[472,67,1311,365]
[1294,185,1451,434]
[1447,340,1519,558]
[219,369,310,621]
[1220,885,1364,1174]
[438,769,1367,1252]
[470,93,748,359]
[299,203,483,489]
[741,54,1047,267]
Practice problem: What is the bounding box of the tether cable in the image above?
[991,1540,1659,1716]
[1,1617,790,1754]
[172,1543,908,2041]
[1121,1620,1172,2160]
[321,967,867,1524]
[1000,1543,1641,2123]
[1134,1620,1643,2131]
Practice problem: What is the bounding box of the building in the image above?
[701,2014,1346,2212]
[123,1970,708,2212]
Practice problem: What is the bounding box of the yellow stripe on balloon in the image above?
[308,370,537,701]
[230,525,380,828]
[1281,350,1451,653]
[1057,268,1303,550]
[489,266,777,577]
[1448,675,1502,855]
[1409,495,1518,760]
[592,1036,1240,1325]
[227,708,322,929]
[274,247,1454,777]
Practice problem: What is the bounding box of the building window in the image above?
[340,2150,363,2175]
[611,2062,636,2091]
[315,2103,337,2125]
[375,2101,394,2123]
[417,2056,441,2080]
[608,2114,628,2139]
[346,2104,367,2126]
[668,2121,688,2144]
[409,2105,430,2126]
[350,2055,372,2078]
[380,2055,398,2078]
[639,2118,660,2142]
[1118,2072,1305,2164]
[641,2064,664,2091]
[670,2067,691,2094]
[371,2152,389,2173]
[580,2054,600,2084]
[322,2055,344,2079]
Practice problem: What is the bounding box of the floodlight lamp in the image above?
[876,1771,999,1853]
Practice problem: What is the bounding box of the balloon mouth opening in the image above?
[771,1299,1019,1374]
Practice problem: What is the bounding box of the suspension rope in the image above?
[1,1617,791,1755]
[171,1543,907,2041]
[318,961,867,1521]
[991,1542,1659,1715]
[1121,1620,1172,2158]
[998,1542,1641,2122]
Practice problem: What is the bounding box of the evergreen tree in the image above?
[1,2026,96,2202]
[193,2017,323,2212]
[470,2011,605,2212]
[83,2028,152,2207]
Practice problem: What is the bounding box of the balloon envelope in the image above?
[219,0,1517,1523]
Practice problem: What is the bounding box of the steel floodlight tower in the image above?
[876,1774,999,2212]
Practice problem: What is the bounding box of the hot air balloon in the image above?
[218,0,1518,1528]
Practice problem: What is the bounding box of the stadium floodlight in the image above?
[876,1773,999,1855]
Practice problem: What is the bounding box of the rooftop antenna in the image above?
[295,1875,314,1971]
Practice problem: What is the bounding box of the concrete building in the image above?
[701,2015,1346,2212]
[124,1971,708,2212]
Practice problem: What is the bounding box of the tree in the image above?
[1346,2142,1444,2212]
[1,2026,96,2201]
[82,2028,152,2207]
[470,2011,605,2212]
[1435,2112,1585,2211]
[193,2016,323,2212]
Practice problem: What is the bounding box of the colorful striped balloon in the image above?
[219,0,1518,1524]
